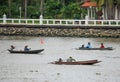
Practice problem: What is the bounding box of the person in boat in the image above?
[86,42,92,48]
[24,45,30,51]
[100,43,105,48]
[67,57,76,62]
[79,44,84,49]
[58,58,63,62]
[81,44,85,48]
[10,45,15,50]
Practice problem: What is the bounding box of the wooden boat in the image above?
[8,49,44,54]
[51,59,101,65]
[76,47,113,50]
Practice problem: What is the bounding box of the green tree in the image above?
[44,0,62,18]
[61,3,82,19]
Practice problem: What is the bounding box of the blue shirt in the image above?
[86,44,92,48]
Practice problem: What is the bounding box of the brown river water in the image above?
[0,36,120,82]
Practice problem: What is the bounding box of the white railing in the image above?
[0,18,120,26]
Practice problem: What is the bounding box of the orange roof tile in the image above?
[81,1,97,7]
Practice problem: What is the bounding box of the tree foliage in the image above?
[0,0,119,19]
[0,0,86,19]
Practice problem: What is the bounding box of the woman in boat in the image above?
[100,43,105,48]
[67,57,76,62]
[10,45,15,50]
[86,42,92,48]
[24,45,30,51]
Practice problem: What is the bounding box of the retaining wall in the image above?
[0,26,120,38]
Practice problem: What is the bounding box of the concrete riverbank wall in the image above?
[0,25,120,38]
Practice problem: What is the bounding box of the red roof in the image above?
[81,1,97,7]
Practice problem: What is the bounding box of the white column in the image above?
[3,14,6,24]
[90,6,92,19]
[85,15,89,25]
[39,14,43,25]
[105,7,108,19]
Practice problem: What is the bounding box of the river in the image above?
[0,36,120,82]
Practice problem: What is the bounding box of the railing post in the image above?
[116,20,118,26]
[26,19,27,24]
[47,20,48,24]
[94,20,96,26]
[60,20,61,25]
[12,19,14,24]
[19,19,20,24]
[32,19,34,24]
[53,20,55,24]
[101,20,103,25]
[3,14,6,24]
[109,21,111,25]
[73,20,74,25]
[66,20,68,25]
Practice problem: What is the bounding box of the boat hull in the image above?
[76,47,113,50]
[51,60,101,65]
[8,49,44,54]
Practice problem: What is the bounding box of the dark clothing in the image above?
[24,46,30,51]
[10,45,15,50]
[81,45,84,48]
[59,58,63,62]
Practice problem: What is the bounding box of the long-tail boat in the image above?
[8,49,44,54]
[51,59,101,65]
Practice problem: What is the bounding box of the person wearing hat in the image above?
[67,57,76,62]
